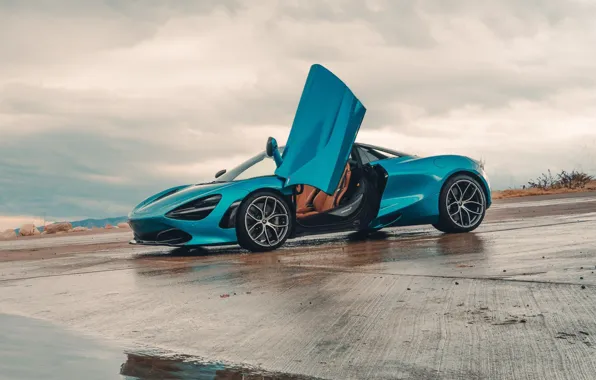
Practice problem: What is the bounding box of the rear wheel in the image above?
[433,174,486,233]
[236,191,293,252]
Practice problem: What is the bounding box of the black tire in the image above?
[236,190,293,252]
[433,174,487,233]
[360,227,382,235]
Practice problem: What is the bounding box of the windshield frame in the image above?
[215,148,283,183]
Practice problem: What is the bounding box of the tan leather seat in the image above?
[295,185,319,214]
[296,164,352,219]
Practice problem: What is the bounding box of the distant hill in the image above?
[14,216,128,233]
[70,216,129,229]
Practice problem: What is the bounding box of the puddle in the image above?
[120,352,321,379]
[0,314,320,380]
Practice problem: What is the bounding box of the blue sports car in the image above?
[128,64,491,252]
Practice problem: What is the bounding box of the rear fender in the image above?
[369,155,487,227]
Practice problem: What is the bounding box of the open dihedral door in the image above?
[274,64,366,195]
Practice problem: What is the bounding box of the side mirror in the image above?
[215,169,226,178]
[266,137,283,167]
[266,137,277,157]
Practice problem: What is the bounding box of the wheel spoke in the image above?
[269,200,277,218]
[253,227,265,241]
[248,223,259,233]
[262,197,269,217]
[449,188,458,202]
[461,182,472,201]
[264,227,272,246]
[462,206,481,215]
[268,225,280,242]
[269,222,288,228]
[462,207,472,226]
[464,187,478,202]
[247,212,260,222]
[454,182,464,201]
[465,200,483,207]
[249,203,263,219]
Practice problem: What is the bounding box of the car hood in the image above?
[274,64,366,194]
[130,181,236,217]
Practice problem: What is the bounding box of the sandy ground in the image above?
[492,181,596,199]
[1,193,595,379]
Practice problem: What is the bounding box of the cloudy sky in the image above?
[1,0,596,229]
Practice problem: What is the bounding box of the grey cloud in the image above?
[277,0,436,48]
[359,68,594,115]
[0,0,245,67]
[421,0,596,30]
[0,82,293,145]
[0,0,243,18]
[0,130,182,218]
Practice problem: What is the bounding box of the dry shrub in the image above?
[557,170,594,189]
[493,170,595,200]
[527,169,594,190]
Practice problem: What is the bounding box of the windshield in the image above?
[216,150,281,182]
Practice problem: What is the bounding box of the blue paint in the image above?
[368,154,491,229]
[275,64,366,195]
[129,175,285,246]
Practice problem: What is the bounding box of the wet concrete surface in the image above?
[0,313,317,380]
[0,313,125,380]
[486,192,596,221]
[1,193,595,379]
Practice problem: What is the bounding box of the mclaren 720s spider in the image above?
[128,64,492,252]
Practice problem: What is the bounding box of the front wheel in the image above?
[433,174,486,233]
[236,191,293,252]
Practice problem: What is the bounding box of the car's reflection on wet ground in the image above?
[129,229,488,283]
[120,352,320,380]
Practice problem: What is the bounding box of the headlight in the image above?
[166,195,222,220]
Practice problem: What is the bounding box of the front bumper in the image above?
[127,184,250,248]
[127,212,239,248]
[128,221,193,246]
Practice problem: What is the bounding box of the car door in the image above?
[274,64,366,195]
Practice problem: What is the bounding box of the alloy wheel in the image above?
[244,196,290,247]
[446,179,485,228]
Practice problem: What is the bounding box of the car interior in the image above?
[291,144,400,230]
[295,162,353,219]
[293,148,373,223]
